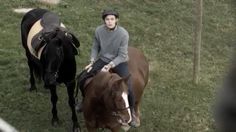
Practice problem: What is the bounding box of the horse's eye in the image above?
[117,98,123,102]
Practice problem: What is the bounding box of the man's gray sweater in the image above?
[90,24,129,67]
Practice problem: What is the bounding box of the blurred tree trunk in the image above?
[193,0,203,84]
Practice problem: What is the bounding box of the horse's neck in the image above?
[88,98,115,122]
[84,73,120,126]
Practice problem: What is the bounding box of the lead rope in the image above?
[74,75,80,106]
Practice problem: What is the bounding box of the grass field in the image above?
[0,0,236,131]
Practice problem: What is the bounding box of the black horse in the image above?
[21,8,80,132]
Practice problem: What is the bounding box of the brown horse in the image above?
[82,47,149,132]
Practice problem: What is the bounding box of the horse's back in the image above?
[21,8,48,25]
[21,9,48,50]
[128,47,149,99]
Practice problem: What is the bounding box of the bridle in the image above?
[111,103,131,125]
[44,43,63,84]
[111,106,130,117]
[45,69,59,78]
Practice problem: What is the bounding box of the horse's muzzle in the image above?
[112,110,132,126]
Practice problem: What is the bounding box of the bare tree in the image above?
[193,0,203,84]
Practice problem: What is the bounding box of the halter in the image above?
[44,48,63,84]
[111,104,131,125]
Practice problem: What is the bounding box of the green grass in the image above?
[0,0,235,131]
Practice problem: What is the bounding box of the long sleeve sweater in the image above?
[90,24,129,67]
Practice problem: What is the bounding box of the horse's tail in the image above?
[31,58,43,80]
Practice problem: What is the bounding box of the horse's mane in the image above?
[86,72,113,98]
[86,72,125,97]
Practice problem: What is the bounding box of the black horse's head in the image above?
[40,28,80,87]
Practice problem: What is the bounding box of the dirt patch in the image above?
[13,8,33,14]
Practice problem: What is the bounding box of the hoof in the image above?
[75,102,83,113]
[129,116,140,128]
[121,125,131,131]
[73,123,81,132]
[51,118,61,127]
[73,127,81,132]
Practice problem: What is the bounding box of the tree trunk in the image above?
[193,0,203,84]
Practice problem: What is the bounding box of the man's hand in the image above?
[84,61,94,72]
[101,64,112,72]
[101,61,115,72]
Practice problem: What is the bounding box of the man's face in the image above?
[104,15,118,29]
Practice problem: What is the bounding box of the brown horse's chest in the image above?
[86,114,119,130]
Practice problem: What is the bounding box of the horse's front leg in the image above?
[86,127,97,132]
[66,82,80,132]
[49,86,60,126]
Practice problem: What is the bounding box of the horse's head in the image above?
[41,28,80,87]
[102,73,132,126]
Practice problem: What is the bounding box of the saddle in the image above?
[27,12,66,59]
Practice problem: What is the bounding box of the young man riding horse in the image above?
[79,9,138,127]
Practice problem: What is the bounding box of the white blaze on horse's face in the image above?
[122,92,132,123]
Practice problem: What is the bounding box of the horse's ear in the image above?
[122,74,131,84]
[115,78,123,85]
[65,32,80,55]
[65,32,80,48]
[113,74,131,87]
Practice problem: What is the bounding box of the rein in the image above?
[111,106,130,117]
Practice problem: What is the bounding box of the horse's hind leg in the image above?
[66,82,80,132]
[49,86,60,126]
[21,21,36,91]
[27,58,36,91]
